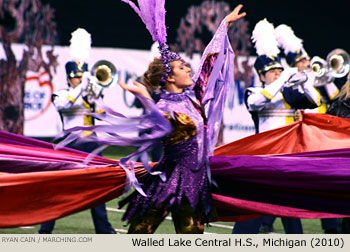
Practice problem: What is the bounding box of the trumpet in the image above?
[311,48,350,86]
[86,60,117,99]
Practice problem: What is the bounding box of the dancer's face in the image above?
[166,60,193,93]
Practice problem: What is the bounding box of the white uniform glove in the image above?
[300,71,320,106]
[264,67,298,97]
[81,71,92,91]
[286,71,308,86]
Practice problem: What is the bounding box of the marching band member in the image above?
[233,19,319,234]
[245,19,319,134]
[275,24,338,114]
[37,28,116,234]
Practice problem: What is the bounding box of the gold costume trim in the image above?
[67,95,76,103]
[83,100,93,136]
[163,112,197,145]
[281,94,295,124]
[261,90,274,100]
[127,199,205,234]
[318,103,327,114]
[330,89,339,100]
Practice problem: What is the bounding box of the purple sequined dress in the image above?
[120,90,212,222]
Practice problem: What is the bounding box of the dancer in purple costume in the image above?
[117,1,246,233]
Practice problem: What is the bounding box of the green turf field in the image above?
[0,197,326,234]
[0,146,328,234]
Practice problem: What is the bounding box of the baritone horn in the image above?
[311,48,350,86]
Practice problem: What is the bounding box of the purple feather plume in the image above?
[121,0,167,44]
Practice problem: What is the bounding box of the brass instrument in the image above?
[311,56,327,78]
[311,48,350,86]
[91,60,117,87]
[86,60,117,99]
[327,48,350,78]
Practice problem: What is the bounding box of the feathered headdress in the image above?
[121,0,183,85]
[251,18,283,74]
[274,24,309,66]
[65,28,91,77]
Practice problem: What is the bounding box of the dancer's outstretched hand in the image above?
[226,4,246,26]
[119,80,152,100]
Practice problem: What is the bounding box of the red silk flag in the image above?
[0,142,146,228]
[211,113,350,221]
[1,113,350,227]
[215,113,350,156]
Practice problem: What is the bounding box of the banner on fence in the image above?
[1,44,259,143]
